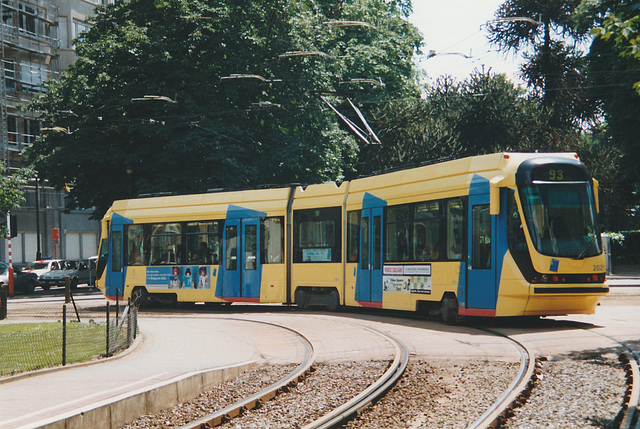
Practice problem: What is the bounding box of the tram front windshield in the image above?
[519,183,601,259]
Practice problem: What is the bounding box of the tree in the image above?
[486,0,598,127]
[0,165,29,238]
[591,12,640,93]
[27,0,421,217]
[366,70,584,174]
[575,0,640,229]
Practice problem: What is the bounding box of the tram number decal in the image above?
[548,169,564,181]
[592,264,604,272]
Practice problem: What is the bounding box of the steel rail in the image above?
[467,329,538,429]
[566,324,640,429]
[179,318,316,429]
[301,325,409,429]
[619,350,640,429]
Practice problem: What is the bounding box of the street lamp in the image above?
[131,95,177,103]
[339,78,385,87]
[322,20,378,31]
[220,74,282,83]
[41,126,72,134]
[279,51,334,59]
[485,16,542,27]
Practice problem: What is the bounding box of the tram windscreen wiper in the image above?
[576,235,596,260]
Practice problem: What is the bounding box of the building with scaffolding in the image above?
[1,0,113,264]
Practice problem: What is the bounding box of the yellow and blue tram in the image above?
[96,153,608,320]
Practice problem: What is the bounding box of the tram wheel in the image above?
[441,295,459,325]
[326,290,340,312]
[295,289,308,309]
[131,287,148,307]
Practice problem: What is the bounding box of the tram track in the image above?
[175,319,408,429]
[123,311,535,429]
[482,320,638,429]
[582,328,640,429]
[56,307,635,428]
[467,329,539,429]
[179,318,317,429]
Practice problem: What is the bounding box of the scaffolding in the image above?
[1,0,60,173]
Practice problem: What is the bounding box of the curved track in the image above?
[180,318,316,429]
[479,318,640,429]
[179,318,410,429]
[467,328,538,429]
[584,329,640,429]
[302,325,409,429]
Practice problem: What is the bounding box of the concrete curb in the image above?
[32,360,256,429]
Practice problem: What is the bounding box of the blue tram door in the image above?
[466,194,497,313]
[221,218,261,299]
[241,218,261,298]
[357,208,383,303]
[108,223,125,299]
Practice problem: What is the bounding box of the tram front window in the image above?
[519,183,601,259]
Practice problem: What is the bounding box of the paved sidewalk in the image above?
[0,313,402,429]
[607,270,640,287]
[0,317,281,429]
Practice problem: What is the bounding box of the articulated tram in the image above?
[96,153,608,321]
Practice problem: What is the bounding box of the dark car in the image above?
[38,259,94,290]
[0,262,38,294]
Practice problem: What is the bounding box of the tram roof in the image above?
[103,152,581,222]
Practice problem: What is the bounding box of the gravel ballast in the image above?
[121,353,627,428]
[503,352,626,429]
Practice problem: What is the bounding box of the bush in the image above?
[611,230,640,265]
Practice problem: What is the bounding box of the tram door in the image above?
[109,223,125,299]
[221,218,261,298]
[466,194,497,310]
[357,208,383,303]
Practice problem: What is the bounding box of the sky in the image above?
[409,0,525,86]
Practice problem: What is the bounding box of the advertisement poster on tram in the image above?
[382,265,431,295]
[146,266,212,289]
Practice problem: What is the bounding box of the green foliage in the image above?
[592,13,640,93]
[575,0,640,229]
[365,70,585,174]
[487,0,594,121]
[609,230,640,264]
[0,164,30,238]
[26,0,421,217]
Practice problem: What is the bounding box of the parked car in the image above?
[38,259,94,290]
[23,259,64,288]
[0,262,38,294]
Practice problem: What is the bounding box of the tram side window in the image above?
[414,201,442,261]
[97,237,108,279]
[125,224,147,265]
[150,223,183,265]
[447,198,464,260]
[472,205,491,269]
[385,204,411,261]
[112,231,122,272]
[293,207,342,263]
[385,197,463,263]
[347,210,361,262]
[508,190,528,254]
[262,217,284,264]
[185,221,222,265]
[226,225,238,270]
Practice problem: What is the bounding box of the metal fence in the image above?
[0,288,138,377]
